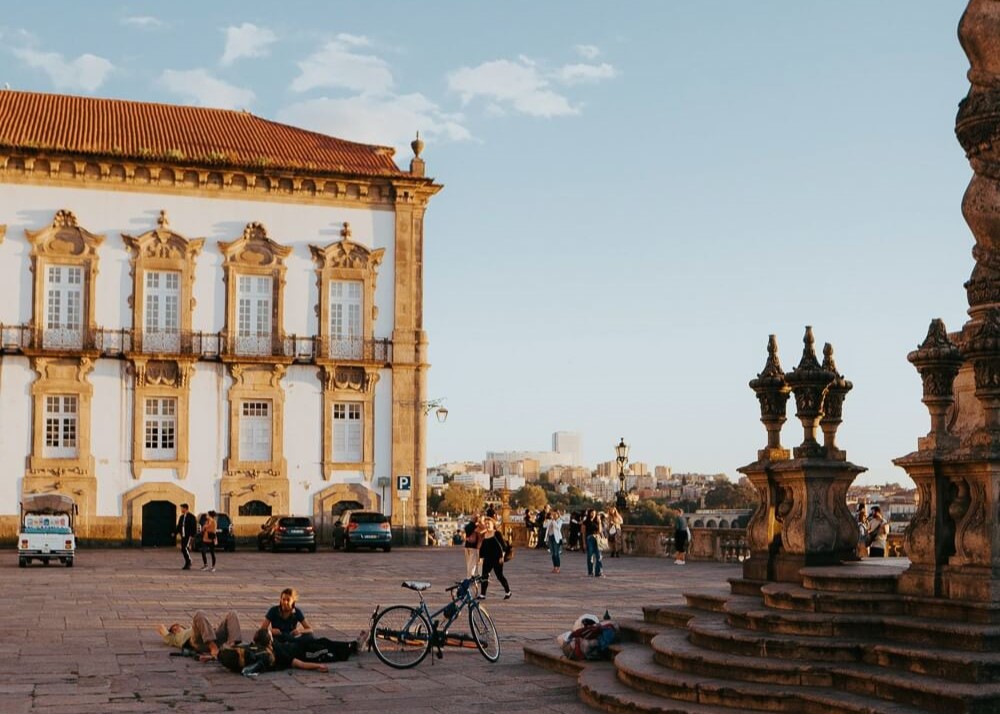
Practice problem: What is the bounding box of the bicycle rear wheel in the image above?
[469,604,500,662]
[371,605,432,668]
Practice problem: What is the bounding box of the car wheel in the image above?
[309,545,317,553]
[271,541,279,553]
[383,546,392,553]
[258,539,265,551]
[346,541,356,552]
[18,557,26,567]
[42,558,50,566]
[66,558,73,568]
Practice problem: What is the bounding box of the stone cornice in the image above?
[0,149,442,210]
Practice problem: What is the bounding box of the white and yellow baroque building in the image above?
[0,90,441,545]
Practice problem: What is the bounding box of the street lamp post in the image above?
[615,437,629,518]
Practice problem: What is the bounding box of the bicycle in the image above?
[368,574,500,668]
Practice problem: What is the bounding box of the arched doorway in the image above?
[239,500,273,517]
[332,500,364,519]
[142,501,177,546]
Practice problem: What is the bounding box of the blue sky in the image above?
[0,2,972,484]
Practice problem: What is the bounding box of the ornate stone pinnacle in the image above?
[411,131,424,158]
[908,319,963,451]
[784,326,835,459]
[157,210,169,229]
[820,342,853,459]
[749,334,791,460]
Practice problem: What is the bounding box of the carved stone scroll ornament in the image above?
[784,326,835,459]
[908,319,964,451]
[904,478,937,566]
[743,473,774,554]
[819,343,852,459]
[961,308,1000,448]
[749,334,791,461]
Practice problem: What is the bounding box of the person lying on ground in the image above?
[157,610,242,662]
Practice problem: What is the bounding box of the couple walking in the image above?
[174,504,220,571]
[462,508,512,600]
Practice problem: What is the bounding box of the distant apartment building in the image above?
[631,462,650,477]
[547,465,591,486]
[427,472,446,489]
[485,450,566,475]
[596,460,616,478]
[492,474,525,491]
[451,472,491,490]
[552,431,582,467]
[655,465,672,479]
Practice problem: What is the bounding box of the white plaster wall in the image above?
[0,357,34,514]
[0,183,399,519]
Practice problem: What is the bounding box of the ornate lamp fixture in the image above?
[749,334,791,461]
[907,318,963,450]
[615,437,629,514]
[784,326,835,459]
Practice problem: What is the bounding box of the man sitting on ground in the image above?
[157,610,242,662]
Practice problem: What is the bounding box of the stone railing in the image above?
[511,523,905,562]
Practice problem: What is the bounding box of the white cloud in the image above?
[447,58,577,118]
[278,93,471,157]
[160,69,255,109]
[575,44,600,59]
[12,48,113,92]
[553,62,617,85]
[122,16,164,28]
[221,23,277,66]
[291,35,393,94]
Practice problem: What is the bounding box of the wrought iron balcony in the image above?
[0,324,392,365]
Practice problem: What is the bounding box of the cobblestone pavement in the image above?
[2,544,739,713]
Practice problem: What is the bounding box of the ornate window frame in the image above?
[25,210,104,350]
[129,358,194,479]
[309,221,385,361]
[122,210,204,354]
[27,356,95,478]
[319,365,378,480]
[223,363,288,480]
[218,222,291,358]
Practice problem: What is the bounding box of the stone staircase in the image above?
[523,563,1000,713]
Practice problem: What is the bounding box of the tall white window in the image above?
[329,280,363,358]
[143,271,180,353]
[44,395,78,458]
[333,402,362,462]
[237,276,272,355]
[239,400,272,461]
[144,397,177,460]
[44,265,83,349]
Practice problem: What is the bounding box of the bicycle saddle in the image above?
[402,580,432,591]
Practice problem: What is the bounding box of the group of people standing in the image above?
[857,503,888,558]
[173,503,219,572]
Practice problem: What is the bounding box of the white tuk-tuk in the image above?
[18,494,77,567]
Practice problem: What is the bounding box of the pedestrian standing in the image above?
[568,511,582,551]
[477,507,512,600]
[867,506,888,558]
[174,503,197,570]
[673,512,690,565]
[463,514,481,578]
[582,508,604,577]
[544,509,565,573]
[607,507,624,558]
[534,507,548,549]
[201,510,218,571]
[856,503,869,559]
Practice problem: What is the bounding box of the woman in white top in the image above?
[543,510,565,573]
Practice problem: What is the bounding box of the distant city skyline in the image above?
[0,2,970,486]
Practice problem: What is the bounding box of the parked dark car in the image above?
[257,515,317,552]
[197,512,236,552]
[332,510,391,552]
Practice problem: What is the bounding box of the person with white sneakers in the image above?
[673,512,690,565]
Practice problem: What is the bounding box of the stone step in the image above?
[578,665,735,714]
[800,565,900,594]
[649,628,836,687]
[725,599,1000,650]
[828,661,1000,714]
[763,582,1000,625]
[762,582,905,616]
[523,640,587,677]
[868,641,1000,683]
[682,590,732,613]
[618,617,677,645]
[727,576,766,596]
[649,615,1000,686]
[613,645,928,714]
[686,614,864,662]
[643,604,699,629]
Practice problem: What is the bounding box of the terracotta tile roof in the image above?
[0,90,407,177]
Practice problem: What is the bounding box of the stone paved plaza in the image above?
[1,544,741,713]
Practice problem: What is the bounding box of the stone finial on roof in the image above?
[410,131,426,177]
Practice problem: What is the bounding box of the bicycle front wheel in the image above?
[371,605,432,668]
[469,604,500,662]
